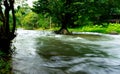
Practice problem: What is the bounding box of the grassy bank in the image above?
[18,23,120,34]
[0,51,12,74]
[69,23,120,34]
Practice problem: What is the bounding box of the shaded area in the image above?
[36,37,109,59]
[0,45,13,74]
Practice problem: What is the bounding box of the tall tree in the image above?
[0,0,16,53]
[32,0,78,34]
[32,0,120,34]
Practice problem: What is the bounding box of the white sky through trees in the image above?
[15,0,37,8]
[27,0,37,7]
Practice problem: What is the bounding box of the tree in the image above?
[0,0,16,53]
[21,12,40,29]
[83,0,120,24]
[15,2,31,27]
[32,0,120,34]
[32,0,77,34]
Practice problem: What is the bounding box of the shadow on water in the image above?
[36,37,109,59]
[13,30,120,74]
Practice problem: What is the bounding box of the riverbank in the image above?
[0,51,12,74]
[39,23,120,35]
[18,23,120,35]
[69,23,120,35]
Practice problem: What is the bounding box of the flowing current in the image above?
[12,29,120,74]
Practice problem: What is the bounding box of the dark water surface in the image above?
[12,29,120,74]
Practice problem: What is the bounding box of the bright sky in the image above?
[27,0,37,7]
[15,0,37,8]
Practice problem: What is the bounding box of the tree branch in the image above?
[0,4,5,22]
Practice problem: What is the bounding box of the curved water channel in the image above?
[12,29,120,74]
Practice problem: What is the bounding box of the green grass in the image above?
[69,23,120,34]
[69,25,105,33]
[106,23,120,33]
[0,51,12,74]
[17,23,120,34]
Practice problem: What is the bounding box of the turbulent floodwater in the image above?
[12,29,120,74]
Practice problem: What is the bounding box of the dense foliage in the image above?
[15,0,120,34]
[0,0,16,35]
[32,0,120,28]
[0,0,16,73]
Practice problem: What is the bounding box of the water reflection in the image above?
[13,29,120,74]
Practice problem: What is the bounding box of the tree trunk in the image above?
[4,0,10,34]
[0,0,16,54]
[55,19,71,35]
[11,0,16,35]
[55,13,72,35]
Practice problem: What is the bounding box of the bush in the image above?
[0,51,12,74]
[69,23,120,34]
[106,23,120,33]
[37,14,50,29]
[21,12,39,29]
